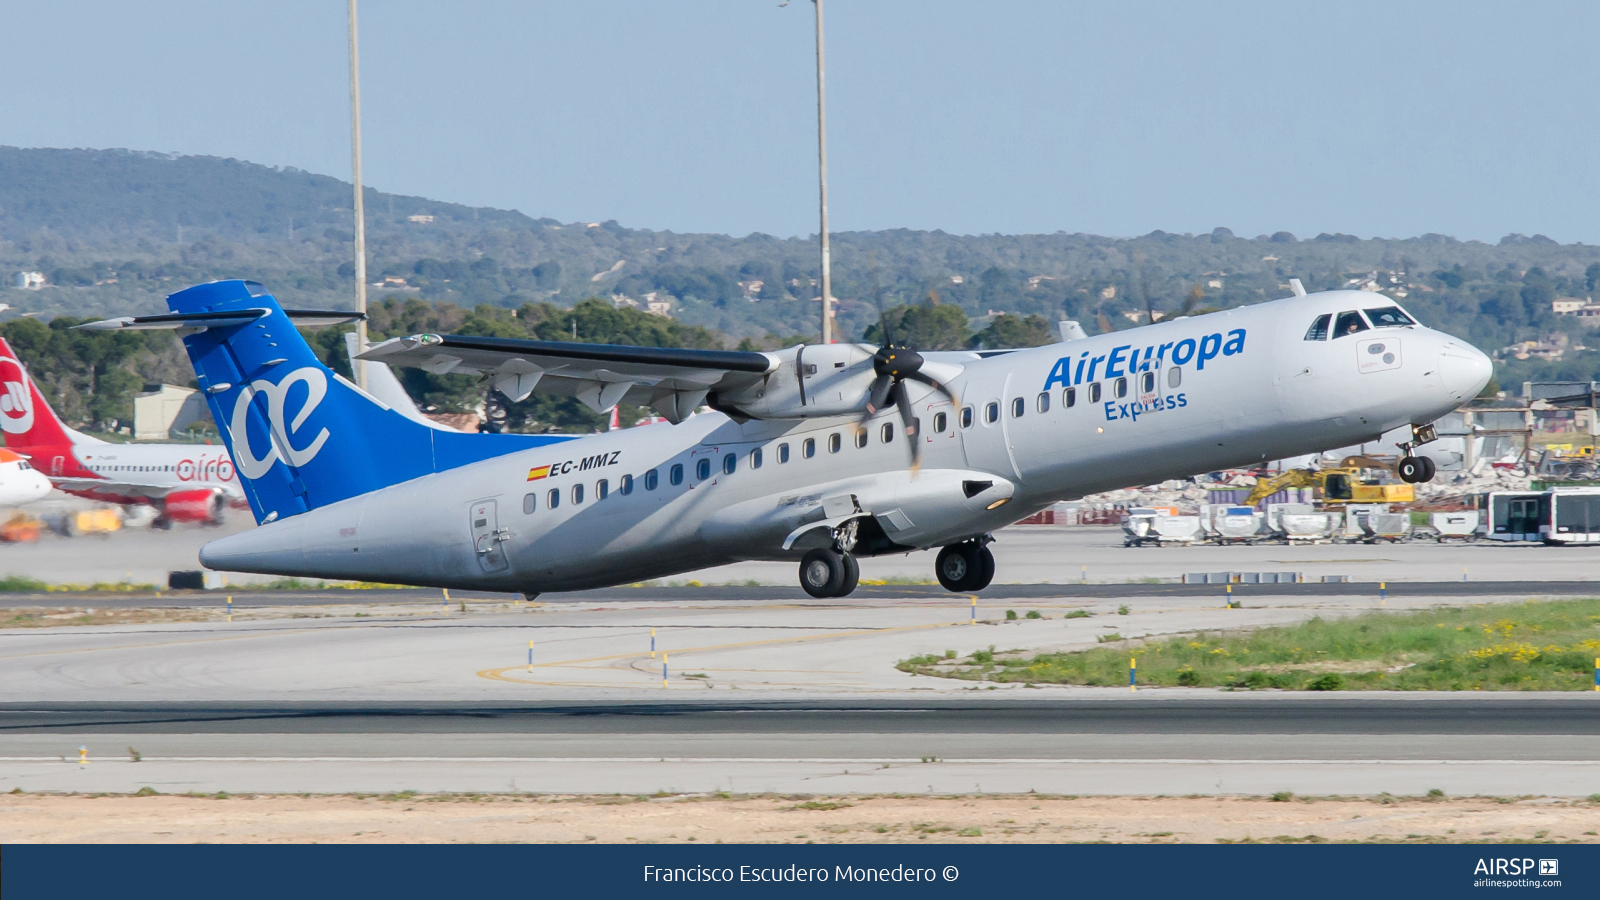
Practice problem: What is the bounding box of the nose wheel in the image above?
[936,540,995,592]
[799,548,860,598]
[1397,454,1436,484]
[1396,424,1439,484]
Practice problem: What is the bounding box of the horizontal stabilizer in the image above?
[76,308,364,331]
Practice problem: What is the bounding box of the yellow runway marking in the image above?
[477,618,968,684]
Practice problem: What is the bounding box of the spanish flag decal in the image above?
[526,465,552,481]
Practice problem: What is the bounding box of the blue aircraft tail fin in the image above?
[167,280,568,524]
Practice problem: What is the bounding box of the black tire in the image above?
[835,553,860,597]
[935,543,978,592]
[970,546,995,591]
[799,548,845,598]
[1397,456,1423,483]
[1417,455,1437,483]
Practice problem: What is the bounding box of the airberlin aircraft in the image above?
[81,279,1492,597]
[0,337,246,525]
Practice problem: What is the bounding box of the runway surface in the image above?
[2,584,1598,796]
[10,521,1600,591]
[4,697,1598,796]
[0,580,1595,609]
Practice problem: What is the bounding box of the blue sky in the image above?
[4,1,1599,242]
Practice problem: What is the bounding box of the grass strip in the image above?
[900,598,1600,691]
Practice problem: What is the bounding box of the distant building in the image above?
[643,292,672,317]
[406,214,434,224]
[133,384,206,440]
[13,272,44,290]
[737,279,764,300]
[1553,297,1592,315]
[1099,285,1116,300]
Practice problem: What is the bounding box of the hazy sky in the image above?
[4,1,1599,242]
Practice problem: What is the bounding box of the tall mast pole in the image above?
[348,0,369,388]
[813,0,833,344]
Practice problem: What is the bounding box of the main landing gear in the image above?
[799,547,860,598]
[936,538,995,593]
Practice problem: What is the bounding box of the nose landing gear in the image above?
[936,538,995,592]
[1396,423,1439,484]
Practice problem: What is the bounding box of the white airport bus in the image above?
[1486,487,1600,544]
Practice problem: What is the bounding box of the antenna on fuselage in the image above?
[1289,278,1307,297]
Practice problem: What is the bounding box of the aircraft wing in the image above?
[357,333,779,423]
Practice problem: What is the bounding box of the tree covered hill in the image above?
[5,146,1600,402]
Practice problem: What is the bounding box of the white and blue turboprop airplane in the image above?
[80,279,1492,598]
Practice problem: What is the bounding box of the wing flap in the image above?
[359,333,777,419]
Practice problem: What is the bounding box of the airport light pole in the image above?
[348,0,369,388]
[813,0,834,344]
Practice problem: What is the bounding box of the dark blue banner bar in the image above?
[3,844,1593,898]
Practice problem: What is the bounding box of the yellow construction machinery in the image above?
[1245,456,1415,507]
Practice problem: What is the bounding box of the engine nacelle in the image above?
[163,488,224,524]
[716,344,966,420]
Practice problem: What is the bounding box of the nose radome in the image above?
[1440,341,1493,402]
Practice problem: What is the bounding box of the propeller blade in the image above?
[906,369,957,405]
[892,379,921,468]
[862,373,893,423]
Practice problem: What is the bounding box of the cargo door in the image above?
[468,499,510,572]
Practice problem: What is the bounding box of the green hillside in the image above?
[3,145,1600,434]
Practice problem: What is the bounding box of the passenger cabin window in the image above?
[1088,382,1102,403]
[881,423,895,444]
[1011,398,1025,418]
[1365,306,1415,327]
[985,402,1000,424]
[1114,377,1127,399]
[961,406,974,428]
[828,433,842,453]
[723,453,736,475]
[645,469,659,490]
[572,483,584,504]
[803,437,816,458]
[855,429,868,449]
[1168,366,1182,388]
[548,488,560,509]
[523,493,537,514]
[1304,313,1331,341]
[1333,310,1370,338]
[669,464,683,486]
[777,443,789,463]
[620,474,634,495]
[751,448,763,469]
[1062,386,1076,408]
[933,412,947,433]
[1140,371,1155,393]
[597,479,608,500]
[1037,392,1050,414]
[697,458,712,480]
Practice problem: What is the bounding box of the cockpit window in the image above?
[1304,314,1331,341]
[1364,306,1415,327]
[1332,310,1369,339]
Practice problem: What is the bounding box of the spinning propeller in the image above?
[860,280,957,468]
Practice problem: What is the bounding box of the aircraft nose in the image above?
[1440,340,1493,402]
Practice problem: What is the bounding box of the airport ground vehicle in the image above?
[82,281,1491,596]
[1244,456,1417,507]
[1487,487,1600,544]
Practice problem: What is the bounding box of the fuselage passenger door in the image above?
[469,499,510,572]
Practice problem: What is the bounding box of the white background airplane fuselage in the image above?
[202,291,1492,591]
